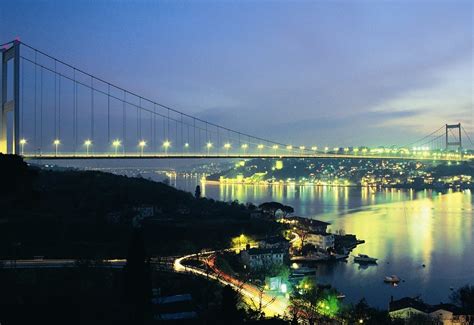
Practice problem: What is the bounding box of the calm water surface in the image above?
[169,174,474,308]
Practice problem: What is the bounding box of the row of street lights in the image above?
[18,138,320,156]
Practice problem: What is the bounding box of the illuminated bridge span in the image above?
[0,40,472,161]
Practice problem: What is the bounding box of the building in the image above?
[306,233,335,250]
[280,216,330,233]
[389,297,472,325]
[241,247,286,270]
[259,236,290,250]
[389,297,429,319]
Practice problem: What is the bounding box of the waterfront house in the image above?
[306,232,335,250]
[241,247,286,270]
[389,297,472,324]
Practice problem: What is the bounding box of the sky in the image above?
[1,0,473,148]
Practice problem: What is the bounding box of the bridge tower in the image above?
[0,40,20,154]
[445,123,462,151]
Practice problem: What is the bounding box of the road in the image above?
[2,254,289,317]
[173,251,289,317]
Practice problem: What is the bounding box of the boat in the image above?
[384,275,400,283]
[354,254,378,263]
[290,266,317,278]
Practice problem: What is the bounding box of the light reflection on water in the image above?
[170,175,474,307]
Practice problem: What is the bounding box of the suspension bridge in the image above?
[1,40,472,161]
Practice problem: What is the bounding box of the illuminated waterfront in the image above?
[172,175,474,308]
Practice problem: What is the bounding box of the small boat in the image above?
[384,275,401,283]
[354,254,378,263]
[290,267,317,278]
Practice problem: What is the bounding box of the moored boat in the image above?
[354,254,378,263]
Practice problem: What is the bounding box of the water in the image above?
[64,162,473,309]
[169,174,474,309]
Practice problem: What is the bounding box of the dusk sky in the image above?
[1,0,472,147]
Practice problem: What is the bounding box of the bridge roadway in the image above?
[23,153,470,161]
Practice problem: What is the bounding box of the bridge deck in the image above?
[23,153,469,161]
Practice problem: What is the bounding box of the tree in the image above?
[451,284,474,314]
[123,230,152,324]
[195,185,201,199]
[281,205,294,217]
[258,202,285,217]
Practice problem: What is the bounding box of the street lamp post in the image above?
[53,139,60,156]
[139,140,146,156]
[163,140,171,155]
[224,143,231,156]
[257,144,264,156]
[19,139,27,155]
[241,143,248,155]
[112,139,121,156]
[84,140,92,155]
[206,142,212,155]
[272,145,278,156]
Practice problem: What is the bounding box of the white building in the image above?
[241,248,286,270]
[306,233,335,250]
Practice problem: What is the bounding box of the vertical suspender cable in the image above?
[137,97,140,142]
[123,91,126,152]
[40,66,43,152]
[20,58,24,141]
[54,60,57,140]
[58,72,61,140]
[107,84,110,144]
[91,76,94,141]
[34,51,37,151]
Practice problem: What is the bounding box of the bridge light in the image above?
[112,139,121,155]
[344,147,349,152]
[324,147,329,152]
[206,142,213,155]
[272,145,279,149]
[241,144,248,149]
[20,139,27,155]
[353,148,359,153]
[311,146,317,151]
[84,140,92,155]
[139,140,147,155]
[224,143,231,155]
[286,145,293,150]
[184,142,189,148]
[53,139,60,156]
[163,140,171,154]
[257,144,264,150]
[299,146,305,150]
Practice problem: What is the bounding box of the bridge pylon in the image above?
[0,40,20,154]
[445,123,462,151]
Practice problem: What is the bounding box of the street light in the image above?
[84,140,92,155]
[241,143,248,155]
[53,139,60,156]
[163,140,171,154]
[257,144,264,155]
[206,142,213,155]
[112,139,121,155]
[224,143,231,155]
[272,144,278,155]
[311,146,317,151]
[19,139,27,155]
[299,146,305,154]
[139,140,146,155]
